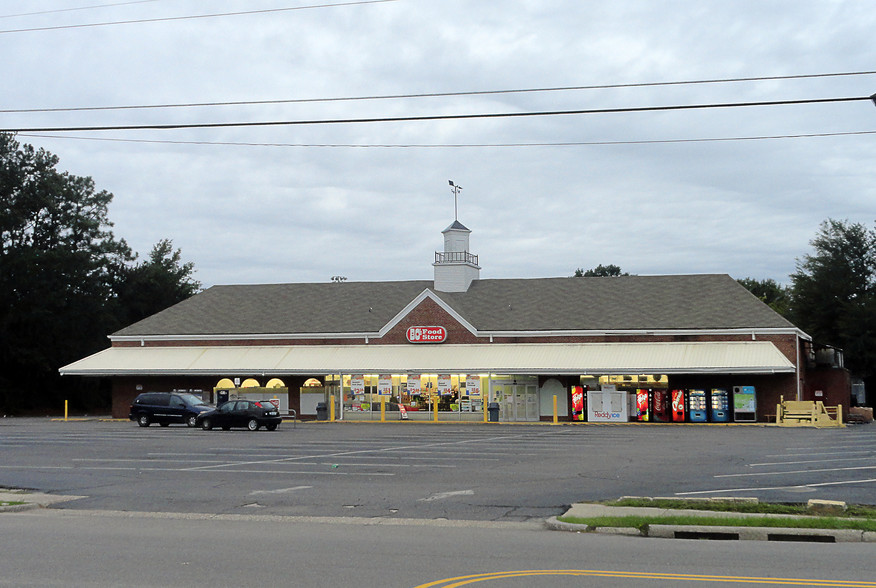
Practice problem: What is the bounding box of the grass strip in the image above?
[605,498,876,518]
[558,514,876,532]
[0,501,25,507]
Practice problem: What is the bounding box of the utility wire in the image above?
[4,70,876,114]
[0,0,398,34]
[0,1,162,20]
[3,96,873,133]
[18,129,876,148]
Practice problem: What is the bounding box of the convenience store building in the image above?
[61,220,847,422]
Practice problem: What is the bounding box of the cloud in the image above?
[4,0,876,288]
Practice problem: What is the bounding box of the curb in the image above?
[545,516,876,543]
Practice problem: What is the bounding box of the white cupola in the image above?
[433,220,480,292]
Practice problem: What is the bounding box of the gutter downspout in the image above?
[796,333,802,401]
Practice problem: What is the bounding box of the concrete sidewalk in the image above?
[0,490,85,513]
[546,501,876,543]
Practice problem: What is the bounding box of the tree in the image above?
[1,133,133,413]
[790,219,876,379]
[737,277,792,318]
[0,133,201,414]
[574,264,629,277]
[115,239,201,326]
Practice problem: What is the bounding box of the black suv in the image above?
[129,392,213,427]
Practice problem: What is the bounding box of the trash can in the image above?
[316,402,328,421]
[488,402,500,422]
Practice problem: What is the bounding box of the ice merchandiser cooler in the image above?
[671,389,686,422]
[652,389,670,422]
[710,388,730,422]
[636,389,650,421]
[687,389,708,422]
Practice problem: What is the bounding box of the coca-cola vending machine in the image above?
[652,389,670,422]
[671,389,686,422]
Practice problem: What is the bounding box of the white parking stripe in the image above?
[678,477,876,495]
[716,465,876,477]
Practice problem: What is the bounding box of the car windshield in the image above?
[255,401,277,409]
[178,393,208,407]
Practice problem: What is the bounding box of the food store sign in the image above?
[406,326,447,343]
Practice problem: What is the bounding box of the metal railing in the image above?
[435,251,478,265]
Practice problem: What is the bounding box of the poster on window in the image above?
[438,374,452,395]
[378,374,393,396]
[406,374,421,395]
[351,375,365,395]
[465,375,481,398]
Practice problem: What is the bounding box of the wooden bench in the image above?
[776,398,843,428]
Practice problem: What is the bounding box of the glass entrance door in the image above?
[493,379,539,422]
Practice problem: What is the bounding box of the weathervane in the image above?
[448,180,462,221]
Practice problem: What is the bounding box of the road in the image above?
[1,509,874,587]
[1,419,875,587]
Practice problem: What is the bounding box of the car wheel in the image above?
[247,419,260,431]
[266,423,278,431]
[201,418,213,431]
[186,415,198,428]
[137,415,150,427]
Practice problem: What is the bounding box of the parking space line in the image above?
[717,465,876,478]
[677,477,876,495]
[750,457,876,467]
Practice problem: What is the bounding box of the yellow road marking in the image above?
[414,569,876,587]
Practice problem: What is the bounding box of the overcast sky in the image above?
[3,0,876,288]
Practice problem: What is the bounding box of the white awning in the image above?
[60,341,795,376]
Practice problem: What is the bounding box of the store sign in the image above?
[406,326,447,343]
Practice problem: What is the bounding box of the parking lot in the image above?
[1,419,874,520]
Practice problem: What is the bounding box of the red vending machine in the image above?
[671,389,686,422]
[636,389,650,421]
[652,389,670,422]
[571,386,585,421]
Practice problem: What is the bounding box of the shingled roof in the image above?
[112,274,795,338]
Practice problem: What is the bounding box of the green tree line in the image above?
[578,218,876,388]
[1,133,200,415]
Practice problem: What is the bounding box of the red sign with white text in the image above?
[406,326,447,343]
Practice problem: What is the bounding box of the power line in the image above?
[18,130,876,149]
[3,96,872,133]
[0,1,162,20]
[0,0,398,34]
[4,70,876,114]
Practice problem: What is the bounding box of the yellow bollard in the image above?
[433,396,439,422]
[65,399,68,422]
[381,397,386,422]
[553,395,558,424]
[483,399,488,423]
[330,395,336,422]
